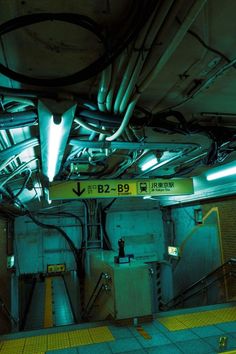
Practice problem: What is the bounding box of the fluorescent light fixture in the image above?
[47,117,64,182]
[7,255,14,268]
[141,157,158,171]
[38,100,77,183]
[207,166,236,181]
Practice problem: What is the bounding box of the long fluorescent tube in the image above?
[141,157,158,171]
[38,100,77,183]
[207,166,236,181]
[47,117,64,182]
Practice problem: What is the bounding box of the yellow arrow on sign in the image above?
[49,178,194,200]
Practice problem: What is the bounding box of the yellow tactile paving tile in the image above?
[158,306,236,331]
[158,317,187,330]
[0,325,114,353]
[24,335,47,353]
[89,326,115,343]
[0,338,25,354]
[68,329,93,346]
[47,332,70,350]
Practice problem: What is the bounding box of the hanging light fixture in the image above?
[38,99,77,182]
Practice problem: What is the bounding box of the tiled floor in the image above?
[1,303,236,353]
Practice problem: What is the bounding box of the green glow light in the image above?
[207,166,236,181]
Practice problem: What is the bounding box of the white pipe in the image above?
[0,158,37,189]
[97,65,112,112]
[106,0,207,141]
[106,99,137,141]
[74,118,111,135]
[106,53,126,112]
[119,0,175,114]
[138,0,208,96]
[113,4,161,115]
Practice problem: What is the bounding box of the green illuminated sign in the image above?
[49,178,194,200]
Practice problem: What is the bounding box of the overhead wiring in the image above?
[25,211,82,277]
[12,168,32,200]
[0,138,39,160]
[105,0,207,141]
[0,3,157,86]
[74,117,111,135]
[0,110,37,129]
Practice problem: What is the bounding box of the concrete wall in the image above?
[202,199,236,298]
[106,198,165,261]
[0,217,11,334]
[170,205,222,297]
[14,215,82,274]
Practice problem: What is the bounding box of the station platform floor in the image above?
[1,302,236,354]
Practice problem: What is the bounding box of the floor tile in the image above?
[204,334,236,352]
[191,325,225,338]
[46,348,78,354]
[175,338,213,353]
[109,327,134,339]
[216,321,236,332]
[122,350,146,354]
[164,328,199,342]
[136,333,170,348]
[108,338,142,353]
[138,323,160,335]
[78,342,112,354]
[146,343,183,353]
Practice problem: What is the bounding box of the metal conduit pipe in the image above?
[0,137,39,160]
[107,0,207,141]
[3,96,35,106]
[139,0,208,100]
[106,53,126,112]
[78,109,122,124]
[97,65,112,112]
[113,2,161,114]
[0,110,37,128]
[0,159,37,189]
[138,0,186,82]
[74,117,111,135]
[119,0,175,114]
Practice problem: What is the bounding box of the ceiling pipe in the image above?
[38,99,77,182]
[106,0,207,142]
[70,138,200,151]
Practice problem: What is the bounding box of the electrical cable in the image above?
[74,117,111,135]
[25,211,82,277]
[0,110,37,129]
[0,138,39,160]
[12,168,32,200]
[0,4,157,86]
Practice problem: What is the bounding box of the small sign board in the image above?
[168,246,180,257]
[49,178,194,200]
[47,263,66,273]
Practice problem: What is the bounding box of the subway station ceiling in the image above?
[1,0,236,211]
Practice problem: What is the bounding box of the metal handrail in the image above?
[162,258,236,310]
[0,296,17,325]
[82,272,110,318]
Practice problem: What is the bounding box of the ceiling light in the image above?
[139,153,158,171]
[38,99,77,183]
[206,166,236,181]
[48,117,64,182]
[141,157,158,171]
